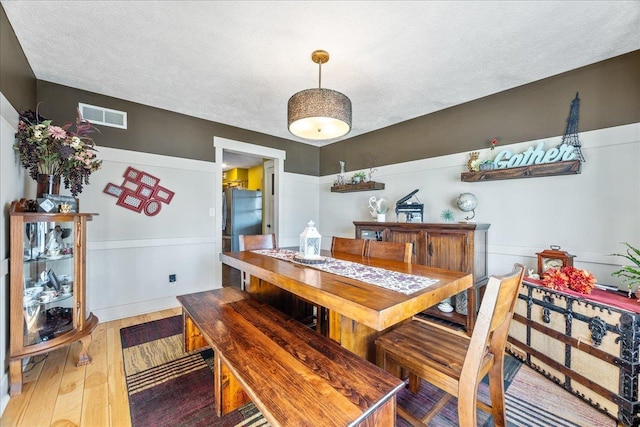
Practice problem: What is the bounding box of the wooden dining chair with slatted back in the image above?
[375,263,525,427]
[330,236,366,256]
[237,234,276,290]
[238,233,276,252]
[364,240,413,263]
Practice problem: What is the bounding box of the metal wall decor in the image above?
[103,167,174,216]
[560,92,585,162]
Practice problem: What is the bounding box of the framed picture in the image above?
[38,194,78,213]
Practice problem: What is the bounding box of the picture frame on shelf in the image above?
[38,194,78,213]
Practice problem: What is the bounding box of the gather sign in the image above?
[493,141,577,169]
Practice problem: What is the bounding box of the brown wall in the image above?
[35,81,320,175]
[320,50,640,175]
[0,5,36,112]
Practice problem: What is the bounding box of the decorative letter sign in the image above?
[493,142,577,169]
[103,167,174,216]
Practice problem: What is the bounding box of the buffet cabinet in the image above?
[507,280,640,427]
[9,200,99,396]
[354,221,490,332]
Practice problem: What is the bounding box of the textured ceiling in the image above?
[3,1,639,149]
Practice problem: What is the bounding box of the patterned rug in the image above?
[121,316,616,427]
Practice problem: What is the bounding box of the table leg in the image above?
[337,314,382,362]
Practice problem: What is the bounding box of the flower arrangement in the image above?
[610,242,640,298]
[14,109,102,196]
[489,138,499,150]
[541,266,597,294]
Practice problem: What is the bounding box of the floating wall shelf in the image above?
[461,160,582,182]
[331,181,385,193]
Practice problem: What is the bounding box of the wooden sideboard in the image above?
[354,221,490,332]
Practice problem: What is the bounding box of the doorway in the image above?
[213,137,286,287]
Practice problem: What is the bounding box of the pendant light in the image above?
[287,50,352,140]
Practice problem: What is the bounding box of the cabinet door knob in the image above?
[428,242,434,257]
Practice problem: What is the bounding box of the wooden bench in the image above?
[177,287,405,427]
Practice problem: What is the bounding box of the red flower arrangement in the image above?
[541,266,597,294]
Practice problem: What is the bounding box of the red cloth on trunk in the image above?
[523,278,640,313]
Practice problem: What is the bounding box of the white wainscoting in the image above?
[279,172,321,248]
[82,147,217,322]
[319,123,640,288]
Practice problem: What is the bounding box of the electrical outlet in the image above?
[169,274,177,284]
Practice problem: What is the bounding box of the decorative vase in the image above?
[36,174,61,198]
[377,213,386,222]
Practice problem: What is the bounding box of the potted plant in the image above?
[611,242,640,298]
[14,109,102,197]
[352,171,367,184]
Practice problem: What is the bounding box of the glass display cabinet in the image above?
[9,200,98,396]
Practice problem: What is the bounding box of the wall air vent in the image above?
[78,103,127,129]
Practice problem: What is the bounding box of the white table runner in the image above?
[251,248,438,295]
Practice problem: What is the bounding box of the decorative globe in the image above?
[456,193,477,213]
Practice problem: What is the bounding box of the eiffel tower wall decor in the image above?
[559,92,585,162]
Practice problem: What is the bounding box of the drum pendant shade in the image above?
[288,50,352,140]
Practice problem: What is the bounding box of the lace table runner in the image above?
[251,248,438,295]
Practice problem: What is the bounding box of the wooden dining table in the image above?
[220,249,472,362]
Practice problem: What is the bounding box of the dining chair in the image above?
[375,264,525,427]
[237,234,276,290]
[238,233,276,251]
[330,236,366,256]
[364,240,413,263]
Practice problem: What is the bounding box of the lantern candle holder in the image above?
[296,220,326,264]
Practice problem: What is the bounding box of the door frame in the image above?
[213,137,285,284]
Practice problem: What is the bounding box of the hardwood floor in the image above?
[1,307,182,427]
[1,266,242,427]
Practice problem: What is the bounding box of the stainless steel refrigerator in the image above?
[223,188,263,251]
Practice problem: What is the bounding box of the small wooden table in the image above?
[220,250,472,361]
[178,288,404,427]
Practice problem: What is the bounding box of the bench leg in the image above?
[214,352,250,416]
[183,312,208,352]
[357,397,397,427]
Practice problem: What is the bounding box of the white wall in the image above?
[81,147,218,322]
[0,93,28,415]
[89,143,327,320]
[319,123,640,288]
[279,172,321,248]
[82,146,322,322]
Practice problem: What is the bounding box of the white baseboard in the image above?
[91,296,184,323]
[91,289,222,323]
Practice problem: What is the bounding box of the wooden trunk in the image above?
[507,280,640,427]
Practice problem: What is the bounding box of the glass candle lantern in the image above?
[299,220,322,259]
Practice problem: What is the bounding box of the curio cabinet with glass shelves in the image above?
[9,200,98,395]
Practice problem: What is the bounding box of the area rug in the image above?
[121,316,616,427]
